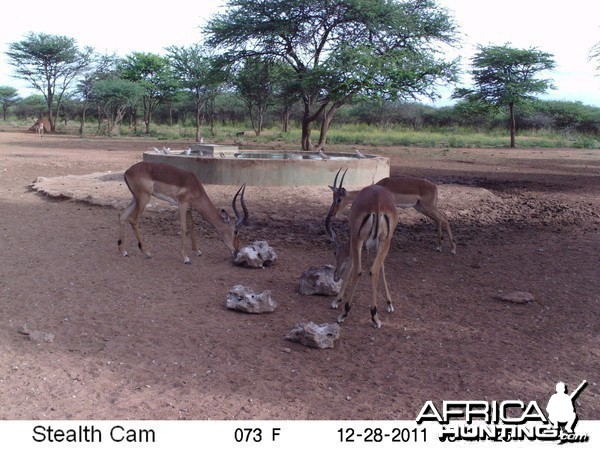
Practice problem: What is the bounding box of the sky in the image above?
[1,0,599,106]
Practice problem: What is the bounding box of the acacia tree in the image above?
[234,57,284,136]
[206,0,458,150]
[75,53,120,135]
[91,79,144,135]
[454,44,556,148]
[166,44,224,142]
[120,52,177,134]
[5,32,94,131]
[0,86,20,120]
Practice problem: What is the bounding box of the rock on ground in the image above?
[299,265,341,296]
[226,285,278,313]
[233,240,278,268]
[285,322,341,349]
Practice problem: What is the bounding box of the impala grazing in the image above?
[329,169,456,254]
[326,182,399,328]
[118,161,248,264]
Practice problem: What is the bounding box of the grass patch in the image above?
[6,118,599,150]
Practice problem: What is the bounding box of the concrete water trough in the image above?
[143,144,390,186]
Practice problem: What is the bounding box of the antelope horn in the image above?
[331,168,343,190]
[338,168,348,190]
[232,183,249,228]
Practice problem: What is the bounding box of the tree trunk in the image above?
[301,117,313,150]
[79,105,88,136]
[96,106,103,134]
[281,106,290,133]
[301,97,313,150]
[131,110,138,133]
[249,105,266,137]
[195,108,202,143]
[315,101,343,151]
[46,87,56,132]
[509,101,516,148]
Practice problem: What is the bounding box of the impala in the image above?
[118,161,248,264]
[329,169,456,254]
[32,119,44,138]
[325,183,399,328]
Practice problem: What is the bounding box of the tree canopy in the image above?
[91,78,144,135]
[234,57,286,136]
[0,86,20,121]
[205,0,459,150]
[119,52,178,134]
[5,32,94,131]
[166,44,224,142]
[454,43,556,147]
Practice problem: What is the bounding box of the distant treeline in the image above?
[8,93,600,136]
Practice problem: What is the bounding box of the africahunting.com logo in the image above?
[416,380,589,444]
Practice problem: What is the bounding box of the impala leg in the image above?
[337,267,361,324]
[442,213,457,255]
[178,204,192,264]
[337,239,363,324]
[380,263,394,313]
[186,208,202,257]
[332,259,352,309]
[415,204,455,254]
[369,239,391,328]
[415,204,443,252]
[128,194,152,258]
[118,199,136,257]
[434,211,456,254]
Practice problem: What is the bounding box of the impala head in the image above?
[328,168,350,220]
[220,183,249,255]
[326,170,351,282]
[325,213,348,282]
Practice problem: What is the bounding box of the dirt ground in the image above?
[0,129,598,421]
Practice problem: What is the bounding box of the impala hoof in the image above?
[122,251,129,257]
[387,304,394,313]
[184,256,191,265]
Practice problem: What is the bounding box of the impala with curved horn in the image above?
[325,177,399,328]
[328,168,456,254]
[118,161,248,264]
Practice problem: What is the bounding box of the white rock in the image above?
[285,322,341,349]
[226,285,277,313]
[299,265,341,296]
[234,240,277,268]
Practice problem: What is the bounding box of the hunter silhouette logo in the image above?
[546,380,587,435]
[416,380,589,443]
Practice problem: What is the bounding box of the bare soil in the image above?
[0,129,598,420]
